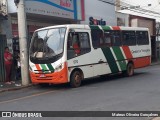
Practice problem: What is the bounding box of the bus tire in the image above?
[125,63,134,77]
[70,71,82,88]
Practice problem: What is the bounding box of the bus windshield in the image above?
[30,27,66,63]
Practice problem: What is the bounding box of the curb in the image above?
[152,117,160,120]
[150,62,160,66]
[0,84,33,93]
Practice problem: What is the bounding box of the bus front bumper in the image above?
[30,65,68,84]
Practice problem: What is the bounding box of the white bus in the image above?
[29,25,151,87]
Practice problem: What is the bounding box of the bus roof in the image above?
[35,24,149,32]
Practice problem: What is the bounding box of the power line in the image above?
[98,0,115,5]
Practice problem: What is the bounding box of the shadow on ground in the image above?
[37,71,149,90]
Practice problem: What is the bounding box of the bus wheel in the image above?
[125,63,134,77]
[70,71,82,88]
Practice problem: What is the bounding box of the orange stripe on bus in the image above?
[35,64,41,72]
[134,56,151,68]
[112,26,121,30]
[122,46,133,59]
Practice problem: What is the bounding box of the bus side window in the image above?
[72,35,81,55]
[112,31,122,46]
[104,36,111,45]
[91,29,104,48]
[122,31,136,46]
[67,33,73,49]
[67,33,76,59]
[79,33,91,54]
[67,32,91,60]
[136,31,149,45]
[104,31,112,46]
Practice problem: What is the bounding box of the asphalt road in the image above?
[0,65,160,120]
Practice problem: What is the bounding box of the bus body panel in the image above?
[67,48,112,79]
[129,45,151,68]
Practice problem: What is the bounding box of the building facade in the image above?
[81,0,117,26]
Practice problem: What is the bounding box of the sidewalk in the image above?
[151,60,160,66]
[0,80,32,93]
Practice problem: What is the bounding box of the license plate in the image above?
[39,74,46,78]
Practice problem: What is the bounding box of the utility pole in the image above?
[16,0,30,85]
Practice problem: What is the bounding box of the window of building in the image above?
[122,31,136,46]
[67,32,91,59]
[136,31,149,45]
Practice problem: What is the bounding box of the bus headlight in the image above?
[55,63,64,72]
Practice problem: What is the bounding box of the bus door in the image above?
[90,29,110,76]
[67,29,94,78]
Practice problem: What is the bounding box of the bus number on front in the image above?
[73,60,78,64]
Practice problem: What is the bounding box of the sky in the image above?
[119,0,160,21]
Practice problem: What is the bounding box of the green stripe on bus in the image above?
[112,47,127,71]
[118,61,127,71]
[101,47,119,73]
[101,26,112,31]
[112,47,125,60]
[47,64,54,72]
[40,64,48,72]
[90,26,100,30]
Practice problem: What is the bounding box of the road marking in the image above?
[0,90,59,104]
